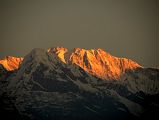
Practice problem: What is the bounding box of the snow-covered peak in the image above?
[0,56,23,71]
[30,48,46,55]
[0,47,142,80]
[20,48,60,69]
[66,48,141,80]
[47,47,68,63]
[46,47,142,80]
[19,48,48,69]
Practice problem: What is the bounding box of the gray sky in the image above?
[0,0,159,67]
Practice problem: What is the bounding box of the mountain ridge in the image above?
[0,47,142,80]
[0,47,159,120]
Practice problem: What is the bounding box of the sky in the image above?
[0,0,159,67]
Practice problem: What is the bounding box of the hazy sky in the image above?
[0,0,159,67]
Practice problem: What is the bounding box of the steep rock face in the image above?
[0,47,141,80]
[0,47,159,120]
[48,47,141,80]
[9,48,96,93]
[47,47,68,63]
[0,56,23,71]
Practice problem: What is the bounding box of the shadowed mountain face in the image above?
[0,47,159,120]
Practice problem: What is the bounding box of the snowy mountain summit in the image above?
[0,47,159,120]
[1,47,141,79]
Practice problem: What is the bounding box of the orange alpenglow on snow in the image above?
[0,47,142,80]
[48,47,142,80]
[67,48,141,80]
[48,47,68,63]
[0,56,23,71]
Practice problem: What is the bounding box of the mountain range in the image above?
[0,47,159,120]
